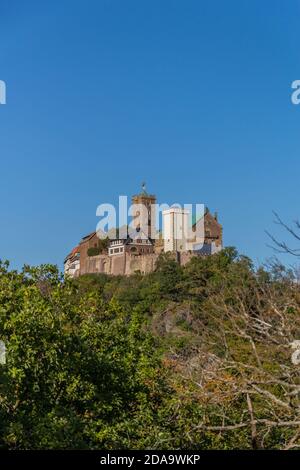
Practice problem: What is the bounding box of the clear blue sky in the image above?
[0,0,299,270]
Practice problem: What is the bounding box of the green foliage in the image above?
[87,247,101,257]
[0,266,169,449]
[87,238,110,257]
[0,250,299,449]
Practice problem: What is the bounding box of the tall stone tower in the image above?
[131,183,156,239]
[162,207,190,252]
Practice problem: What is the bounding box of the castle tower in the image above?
[131,183,156,239]
[162,207,189,252]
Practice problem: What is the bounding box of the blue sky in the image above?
[0,0,300,270]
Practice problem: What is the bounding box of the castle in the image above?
[64,186,223,278]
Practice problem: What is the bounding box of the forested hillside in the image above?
[0,248,300,449]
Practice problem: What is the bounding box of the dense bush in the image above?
[87,238,110,257]
[0,249,299,449]
[87,247,101,257]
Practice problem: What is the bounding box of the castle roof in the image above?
[80,231,96,242]
[64,245,80,263]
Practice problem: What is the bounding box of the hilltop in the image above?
[0,248,299,449]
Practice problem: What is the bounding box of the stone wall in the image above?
[125,253,159,275]
[81,254,109,275]
[79,249,219,277]
[80,252,160,276]
[178,251,195,266]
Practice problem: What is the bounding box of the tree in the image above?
[1,249,300,450]
[266,212,300,257]
[165,259,300,449]
[0,265,169,449]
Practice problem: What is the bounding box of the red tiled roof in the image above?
[64,245,80,262]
